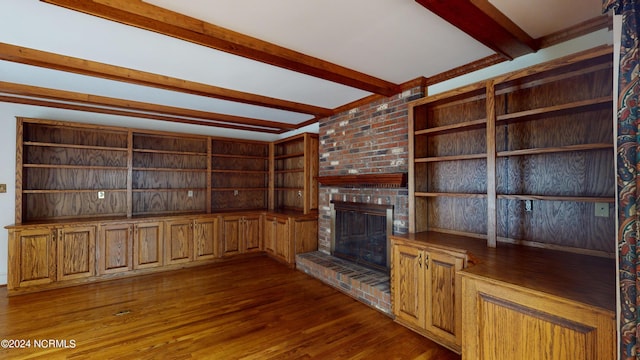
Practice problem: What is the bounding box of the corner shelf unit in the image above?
[408,46,615,256]
[210,138,269,211]
[271,133,319,214]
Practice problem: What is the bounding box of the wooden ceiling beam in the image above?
[415,0,538,60]
[0,81,295,131]
[0,42,333,117]
[41,0,400,96]
[0,95,283,134]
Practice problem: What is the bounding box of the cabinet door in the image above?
[274,217,290,261]
[426,250,464,346]
[194,217,217,261]
[392,244,426,329]
[165,219,193,265]
[99,223,133,275]
[243,215,263,253]
[134,222,164,269]
[264,216,277,254]
[9,228,56,289]
[462,275,616,360]
[57,226,96,281]
[220,216,241,256]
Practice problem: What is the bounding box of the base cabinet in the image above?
[8,227,56,289]
[461,274,616,360]
[6,211,314,295]
[264,214,317,266]
[99,223,133,275]
[56,225,96,281]
[193,217,217,261]
[220,214,263,257]
[133,221,164,270]
[165,219,194,265]
[391,239,464,353]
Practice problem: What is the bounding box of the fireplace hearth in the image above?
[330,201,393,272]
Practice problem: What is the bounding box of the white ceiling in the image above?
[0,0,608,140]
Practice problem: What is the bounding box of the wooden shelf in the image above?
[497,143,613,157]
[24,141,128,152]
[23,189,127,194]
[415,192,487,198]
[414,154,486,162]
[133,148,207,156]
[211,188,268,191]
[415,118,486,136]
[497,194,615,203]
[133,167,208,172]
[212,169,267,174]
[496,96,613,124]
[211,153,268,160]
[24,164,128,170]
[132,188,207,192]
[274,152,304,160]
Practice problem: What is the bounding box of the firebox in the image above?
[330,200,393,272]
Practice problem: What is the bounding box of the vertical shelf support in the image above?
[486,80,497,248]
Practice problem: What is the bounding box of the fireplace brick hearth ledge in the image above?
[296,251,391,316]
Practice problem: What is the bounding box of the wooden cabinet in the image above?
[220,214,263,257]
[7,227,56,289]
[211,138,269,211]
[264,213,318,266]
[165,219,194,265]
[99,223,133,275]
[56,225,96,281]
[7,225,96,290]
[461,273,616,360]
[264,215,290,262]
[391,238,465,352]
[193,217,217,261]
[133,221,164,269]
[271,133,319,214]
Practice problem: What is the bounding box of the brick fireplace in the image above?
[296,87,422,315]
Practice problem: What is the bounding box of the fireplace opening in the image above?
[330,201,393,272]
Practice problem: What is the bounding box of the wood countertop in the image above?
[390,231,616,313]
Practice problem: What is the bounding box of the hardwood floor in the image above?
[0,255,460,359]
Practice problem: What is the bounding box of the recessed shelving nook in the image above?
[210,138,269,211]
[8,118,319,295]
[132,132,210,216]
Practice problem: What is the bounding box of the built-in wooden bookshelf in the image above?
[17,119,130,222]
[131,132,209,216]
[211,138,269,211]
[408,46,615,256]
[272,133,319,214]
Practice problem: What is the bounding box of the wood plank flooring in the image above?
[0,255,460,359]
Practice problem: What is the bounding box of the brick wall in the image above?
[317,87,424,253]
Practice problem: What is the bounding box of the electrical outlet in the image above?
[97,191,105,199]
[524,199,532,212]
[595,202,609,217]
[0,184,6,193]
[187,190,193,197]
